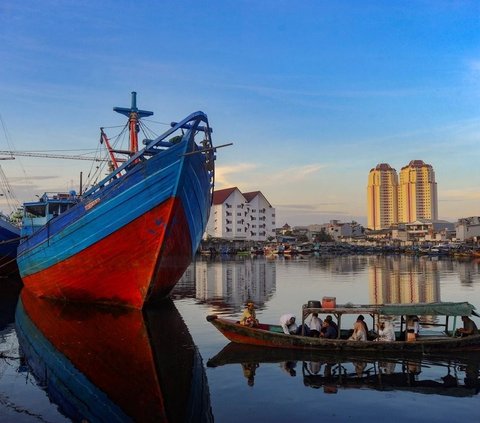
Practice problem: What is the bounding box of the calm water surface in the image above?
[1,255,480,422]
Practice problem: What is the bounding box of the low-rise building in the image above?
[324,220,363,241]
[405,219,455,243]
[456,216,480,242]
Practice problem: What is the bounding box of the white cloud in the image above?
[215,163,326,192]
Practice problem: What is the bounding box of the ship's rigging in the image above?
[0,108,171,194]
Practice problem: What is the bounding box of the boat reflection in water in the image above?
[208,343,480,397]
[15,289,213,422]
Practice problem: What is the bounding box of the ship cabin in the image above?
[21,191,79,237]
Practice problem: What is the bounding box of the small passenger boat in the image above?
[206,301,480,354]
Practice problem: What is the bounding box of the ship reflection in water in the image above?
[208,343,480,397]
[15,289,213,422]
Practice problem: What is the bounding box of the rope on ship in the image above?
[0,236,23,245]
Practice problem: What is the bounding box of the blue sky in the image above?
[0,1,479,225]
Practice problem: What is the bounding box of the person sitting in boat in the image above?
[348,315,367,341]
[456,315,479,337]
[320,318,338,339]
[308,312,323,337]
[406,315,420,338]
[240,301,259,327]
[280,313,298,334]
[375,320,396,342]
[320,315,338,336]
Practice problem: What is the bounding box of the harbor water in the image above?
[1,254,480,422]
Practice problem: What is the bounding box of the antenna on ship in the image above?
[113,91,153,153]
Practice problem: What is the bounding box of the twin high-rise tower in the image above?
[367,160,438,230]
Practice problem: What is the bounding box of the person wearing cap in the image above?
[240,301,259,327]
[279,313,298,334]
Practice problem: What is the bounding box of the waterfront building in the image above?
[205,187,276,241]
[280,223,291,234]
[367,163,399,230]
[323,220,363,241]
[456,216,480,242]
[404,220,454,243]
[243,191,276,241]
[398,160,438,223]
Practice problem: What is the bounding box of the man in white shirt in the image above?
[308,312,323,337]
[279,313,298,334]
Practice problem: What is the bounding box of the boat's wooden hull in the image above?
[18,121,213,308]
[207,315,480,353]
[20,197,192,308]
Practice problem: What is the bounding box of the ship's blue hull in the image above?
[17,111,214,308]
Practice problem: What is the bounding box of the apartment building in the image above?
[398,160,438,223]
[367,163,398,230]
[367,160,438,228]
[205,187,276,241]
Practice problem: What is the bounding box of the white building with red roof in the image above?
[205,187,276,241]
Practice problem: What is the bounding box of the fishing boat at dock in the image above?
[207,300,480,354]
[0,212,20,274]
[17,92,217,308]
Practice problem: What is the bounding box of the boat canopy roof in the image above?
[379,302,476,316]
[303,301,477,317]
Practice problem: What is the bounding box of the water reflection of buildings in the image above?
[175,257,276,310]
[311,255,368,275]
[368,256,441,305]
[456,259,480,285]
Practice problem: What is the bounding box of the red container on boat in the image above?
[322,297,336,309]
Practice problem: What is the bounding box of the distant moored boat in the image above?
[0,212,20,274]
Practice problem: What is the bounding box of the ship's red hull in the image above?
[22,197,192,309]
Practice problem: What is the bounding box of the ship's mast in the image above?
[113,92,153,153]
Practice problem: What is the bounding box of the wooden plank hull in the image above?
[207,315,480,353]
[20,197,191,308]
[18,117,213,308]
